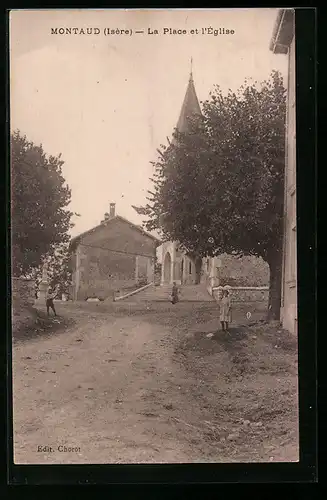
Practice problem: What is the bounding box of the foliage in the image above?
[11,130,73,276]
[142,71,287,318]
[155,261,162,275]
[30,243,73,298]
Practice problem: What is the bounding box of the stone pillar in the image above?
[170,261,174,284]
[182,257,186,284]
[170,244,176,284]
[74,247,81,301]
[192,260,197,284]
[183,256,189,285]
[161,256,165,285]
[147,257,154,283]
[38,263,49,303]
[209,257,220,288]
[210,258,215,277]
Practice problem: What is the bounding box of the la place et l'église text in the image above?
[50,27,235,36]
[161,27,235,35]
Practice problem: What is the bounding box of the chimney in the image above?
[109,203,116,217]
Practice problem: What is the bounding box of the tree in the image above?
[11,130,73,277]
[30,243,73,298]
[142,71,286,320]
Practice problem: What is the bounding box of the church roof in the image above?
[175,72,202,135]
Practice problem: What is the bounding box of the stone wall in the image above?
[216,253,269,286]
[212,287,269,304]
[77,246,137,300]
[12,277,35,306]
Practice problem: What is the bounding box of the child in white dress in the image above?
[220,289,231,331]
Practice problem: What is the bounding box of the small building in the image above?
[69,203,160,300]
[270,9,297,334]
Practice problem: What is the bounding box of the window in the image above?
[189,262,192,275]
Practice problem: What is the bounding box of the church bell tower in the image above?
[174,62,202,137]
[160,64,203,286]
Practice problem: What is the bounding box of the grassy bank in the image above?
[12,300,75,344]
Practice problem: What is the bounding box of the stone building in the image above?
[270,9,297,334]
[160,241,202,286]
[69,203,160,300]
[159,71,269,288]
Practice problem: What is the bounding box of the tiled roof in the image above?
[69,215,161,251]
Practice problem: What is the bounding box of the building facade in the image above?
[160,239,269,289]
[270,9,297,334]
[69,204,159,300]
[160,241,204,286]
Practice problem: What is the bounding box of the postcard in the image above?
[9,8,301,469]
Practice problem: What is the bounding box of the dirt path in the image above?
[12,301,298,464]
[13,305,199,463]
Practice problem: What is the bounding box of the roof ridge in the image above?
[69,215,160,250]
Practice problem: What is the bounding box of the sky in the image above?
[10,8,288,239]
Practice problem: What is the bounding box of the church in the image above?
[157,70,269,290]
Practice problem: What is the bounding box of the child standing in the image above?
[220,289,231,331]
[46,286,57,316]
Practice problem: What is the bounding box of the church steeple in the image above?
[175,61,202,135]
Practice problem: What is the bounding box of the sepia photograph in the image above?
[10,8,299,465]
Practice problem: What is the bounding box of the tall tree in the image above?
[143,71,286,319]
[11,130,73,277]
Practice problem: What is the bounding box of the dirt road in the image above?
[12,301,299,464]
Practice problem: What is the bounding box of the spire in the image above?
[175,62,201,136]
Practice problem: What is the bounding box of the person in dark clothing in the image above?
[46,287,57,316]
[171,282,179,304]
